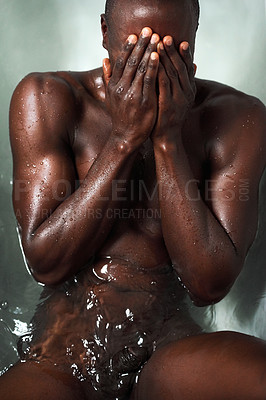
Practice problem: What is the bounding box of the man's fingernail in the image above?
[158,42,164,51]
[165,37,173,46]
[151,52,158,61]
[182,42,189,51]
[150,34,159,45]
[128,35,137,44]
[141,27,151,37]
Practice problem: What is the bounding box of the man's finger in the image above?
[132,33,160,89]
[103,58,112,87]
[163,37,194,100]
[179,42,196,82]
[157,40,182,97]
[179,42,197,98]
[120,27,153,88]
[158,62,171,102]
[142,52,159,101]
[110,34,138,85]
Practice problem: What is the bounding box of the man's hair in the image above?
[105,0,200,30]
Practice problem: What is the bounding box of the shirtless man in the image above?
[1,0,266,399]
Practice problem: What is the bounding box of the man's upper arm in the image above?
[10,72,78,241]
[206,94,266,261]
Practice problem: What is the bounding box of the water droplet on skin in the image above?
[137,337,144,345]
[0,301,8,310]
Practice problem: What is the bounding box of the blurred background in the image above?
[0,0,266,374]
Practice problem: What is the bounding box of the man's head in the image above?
[101,0,200,64]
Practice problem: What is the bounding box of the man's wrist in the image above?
[107,133,140,156]
[152,128,183,152]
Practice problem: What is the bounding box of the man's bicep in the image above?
[10,73,77,238]
[206,110,265,259]
[12,148,77,236]
[207,164,259,257]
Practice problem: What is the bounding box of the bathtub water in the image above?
[1,0,266,377]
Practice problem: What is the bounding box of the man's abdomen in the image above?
[17,257,201,399]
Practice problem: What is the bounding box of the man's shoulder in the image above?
[12,68,102,112]
[10,69,103,142]
[196,78,266,139]
[196,79,266,173]
[196,78,265,113]
[11,71,77,124]
[13,70,81,109]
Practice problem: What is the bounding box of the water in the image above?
[14,258,200,399]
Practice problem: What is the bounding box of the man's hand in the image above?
[103,27,160,152]
[152,37,197,144]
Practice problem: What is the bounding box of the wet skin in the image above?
[1,1,266,399]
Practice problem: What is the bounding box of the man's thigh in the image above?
[0,361,89,400]
[131,331,266,400]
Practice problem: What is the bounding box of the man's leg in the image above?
[0,361,89,400]
[132,331,266,400]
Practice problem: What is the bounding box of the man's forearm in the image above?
[24,136,138,285]
[153,137,242,305]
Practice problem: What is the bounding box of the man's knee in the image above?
[132,333,266,400]
[133,343,185,400]
[0,362,87,400]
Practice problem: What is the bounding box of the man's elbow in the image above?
[189,289,230,307]
[30,267,66,287]
[23,243,70,287]
[188,280,233,307]
[26,257,64,287]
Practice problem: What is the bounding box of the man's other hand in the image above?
[152,37,197,144]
